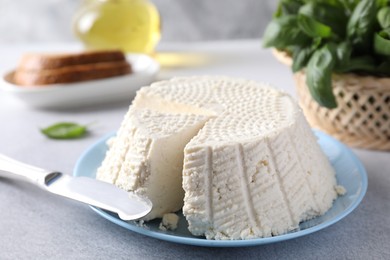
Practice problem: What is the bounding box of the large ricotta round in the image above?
[97,76,340,239]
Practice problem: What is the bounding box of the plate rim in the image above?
[74,131,368,247]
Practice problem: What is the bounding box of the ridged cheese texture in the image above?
[97,76,339,239]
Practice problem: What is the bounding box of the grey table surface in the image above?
[0,40,389,260]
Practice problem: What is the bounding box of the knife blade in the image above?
[0,153,152,220]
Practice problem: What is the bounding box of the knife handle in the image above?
[0,153,60,187]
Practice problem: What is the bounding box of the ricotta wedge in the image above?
[97,109,210,220]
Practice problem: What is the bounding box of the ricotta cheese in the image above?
[159,213,180,231]
[97,76,341,239]
[97,109,209,220]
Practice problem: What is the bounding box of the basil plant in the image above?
[263,0,390,108]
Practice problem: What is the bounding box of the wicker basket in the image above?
[273,49,390,150]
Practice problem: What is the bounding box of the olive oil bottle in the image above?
[73,0,161,54]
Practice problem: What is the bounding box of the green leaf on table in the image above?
[306,44,338,108]
[374,29,390,56]
[41,122,88,139]
[377,6,390,29]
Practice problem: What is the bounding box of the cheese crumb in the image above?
[335,185,346,195]
[159,213,179,231]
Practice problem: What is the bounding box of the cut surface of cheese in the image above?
[97,109,209,220]
[97,76,340,239]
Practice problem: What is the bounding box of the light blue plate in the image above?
[74,130,367,247]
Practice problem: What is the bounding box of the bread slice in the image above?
[14,60,132,86]
[13,50,133,86]
[17,50,127,70]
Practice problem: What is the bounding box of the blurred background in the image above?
[0,0,277,43]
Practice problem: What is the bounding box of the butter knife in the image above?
[0,154,152,220]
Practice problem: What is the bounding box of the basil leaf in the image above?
[376,60,390,75]
[334,42,352,70]
[348,56,377,72]
[377,0,389,9]
[374,29,390,56]
[262,15,310,49]
[297,14,332,38]
[276,0,304,17]
[347,0,377,51]
[274,2,282,18]
[378,7,390,29]
[333,42,377,73]
[337,0,359,14]
[292,48,311,72]
[306,44,337,108]
[299,2,348,38]
[291,39,321,72]
[336,56,377,73]
[41,122,88,139]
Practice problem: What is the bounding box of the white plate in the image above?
[74,130,367,247]
[0,54,159,109]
